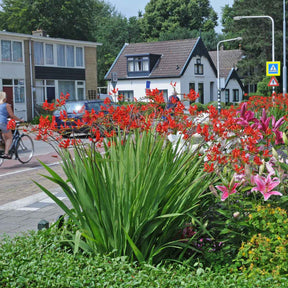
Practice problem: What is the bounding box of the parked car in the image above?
[53,100,116,136]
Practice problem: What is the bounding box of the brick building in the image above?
[0,30,101,121]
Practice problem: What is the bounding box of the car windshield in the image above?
[57,101,113,114]
[64,102,86,114]
[86,102,103,112]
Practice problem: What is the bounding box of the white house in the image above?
[105,37,244,105]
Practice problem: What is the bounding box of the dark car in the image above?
[53,100,116,136]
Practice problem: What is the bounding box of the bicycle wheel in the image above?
[16,134,34,163]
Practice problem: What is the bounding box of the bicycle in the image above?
[0,122,34,166]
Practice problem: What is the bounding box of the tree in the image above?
[221,0,286,89]
[140,0,218,41]
[0,0,106,40]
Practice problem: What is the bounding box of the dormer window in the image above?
[128,56,149,72]
[126,53,161,77]
[195,58,203,75]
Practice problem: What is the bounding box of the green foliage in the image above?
[35,130,215,264]
[1,227,288,287]
[30,114,53,125]
[140,0,217,41]
[234,204,288,276]
[0,0,104,40]
[256,76,281,96]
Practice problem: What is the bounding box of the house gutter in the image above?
[28,39,34,119]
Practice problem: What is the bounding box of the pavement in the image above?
[0,152,71,239]
[0,186,71,238]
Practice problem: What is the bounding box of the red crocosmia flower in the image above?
[111,88,118,95]
[204,162,214,172]
[251,174,282,201]
[253,156,262,166]
[216,182,240,201]
[7,119,16,130]
[104,97,111,105]
[184,89,199,102]
[59,139,70,148]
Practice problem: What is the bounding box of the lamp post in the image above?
[217,37,242,113]
[283,0,287,95]
[234,15,275,94]
[234,15,274,61]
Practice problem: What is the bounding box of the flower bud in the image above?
[233,211,240,218]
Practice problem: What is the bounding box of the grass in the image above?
[0,227,287,288]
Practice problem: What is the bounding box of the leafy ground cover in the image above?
[0,227,287,287]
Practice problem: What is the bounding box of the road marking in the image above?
[0,161,61,178]
[0,189,67,211]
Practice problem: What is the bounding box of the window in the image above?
[189,83,196,104]
[233,89,239,102]
[76,47,84,67]
[194,58,203,75]
[210,82,214,102]
[76,81,85,100]
[198,83,204,104]
[13,42,22,62]
[34,42,44,65]
[66,45,74,67]
[45,44,54,65]
[1,40,23,62]
[59,81,75,100]
[127,57,149,72]
[158,89,168,102]
[35,80,55,104]
[57,44,65,66]
[14,79,25,103]
[225,89,230,104]
[118,90,134,102]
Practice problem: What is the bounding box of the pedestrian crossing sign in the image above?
[268,76,279,87]
[266,61,281,76]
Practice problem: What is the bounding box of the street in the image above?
[0,136,65,203]
[0,136,70,237]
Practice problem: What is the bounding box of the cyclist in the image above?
[0,91,24,159]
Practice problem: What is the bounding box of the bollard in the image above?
[38,219,49,230]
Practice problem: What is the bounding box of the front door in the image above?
[13,80,27,120]
[3,87,13,108]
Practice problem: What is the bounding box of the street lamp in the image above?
[234,15,275,95]
[217,37,242,113]
[234,15,274,62]
[283,0,287,95]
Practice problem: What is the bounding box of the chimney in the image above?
[32,29,47,37]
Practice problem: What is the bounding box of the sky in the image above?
[107,0,234,33]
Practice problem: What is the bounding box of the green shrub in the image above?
[1,228,287,287]
[234,204,288,277]
[30,114,53,125]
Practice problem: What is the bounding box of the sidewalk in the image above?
[0,186,70,238]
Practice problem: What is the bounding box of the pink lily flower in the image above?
[237,103,258,127]
[216,182,240,201]
[257,108,271,133]
[251,174,282,201]
[271,115,285,144]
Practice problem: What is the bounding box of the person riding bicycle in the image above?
[0,91,24,159]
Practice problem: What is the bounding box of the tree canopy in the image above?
[140,0,218,41]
